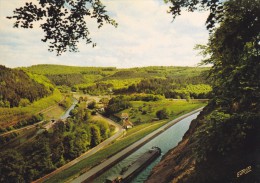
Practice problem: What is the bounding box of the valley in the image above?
[0,64,209,182]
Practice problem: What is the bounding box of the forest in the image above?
[0,65,53,108]
[0,102,113,182]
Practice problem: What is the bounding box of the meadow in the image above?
[114,99,206,125]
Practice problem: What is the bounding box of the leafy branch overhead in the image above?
[7,0,117,55]
[167,0,224,31]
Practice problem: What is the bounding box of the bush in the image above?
[88,101,96,109]
[91,111,97,115]
[156,108,169,120]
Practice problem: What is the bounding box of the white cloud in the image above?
[0,0,209,68]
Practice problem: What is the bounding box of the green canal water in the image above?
[94,112,200,183]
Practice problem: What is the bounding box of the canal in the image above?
[60,98,78,120]
[94,112,200,183]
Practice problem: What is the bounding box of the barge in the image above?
[105,146,161,183]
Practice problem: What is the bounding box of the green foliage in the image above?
[105,96,132,115]
[0,89,63,128]
[192,112,260,183]
[99,97,109,105]
[68,103,90,122]
[167,0,225,31]
[13,114,44,128]
[0,103,112,182]
[175,84,212,99]
[89,124,101,147]
[156,108,169,120]
[0,65,51,107]
[59,95,73,109]
[90,119,111,140]
[23,64,116,75]
[117,99,206,125]
[26,72,55,92]
[8,1,117,55]
[19,98,31,107]
[69,109,78,117]
[167,0,260,182]
[0,150,26,183]
[115,78,211,99]
[44,121,168,183]
[47,74,85,87]
[88,101,96,109]
[102,78,142,89]
[81,83,113,95]
[127,94,163,102]
[24,65,211,97]
[0,132,18,146]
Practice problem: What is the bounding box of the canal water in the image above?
[60,98,78,120]
[94,112,200,183]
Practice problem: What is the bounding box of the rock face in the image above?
[146,105,260,183]
[146,118,198,182]
[145,109,207,183]
[146,138,195,183]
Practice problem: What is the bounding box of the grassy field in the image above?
[115,99,207,125]
[102,78,142,89]
[44,100,206,183]
[42,105,66,120]
[0,89,63,128]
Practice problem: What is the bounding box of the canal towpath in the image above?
[71,107,204,183]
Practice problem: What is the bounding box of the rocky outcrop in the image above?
[145,108,208,183]
[146,104,260,183]
[146,138,195,183]
[146,125,196,183]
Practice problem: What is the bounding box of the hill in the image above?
[0,65,53,108]
[0,65,65,131]
[23,64,211,98]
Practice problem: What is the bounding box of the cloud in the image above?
[0,0,209,68]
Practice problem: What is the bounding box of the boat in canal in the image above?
[105,146,161,183]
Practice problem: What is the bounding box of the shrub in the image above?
[156,108,169,120]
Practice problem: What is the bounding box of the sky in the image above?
[0,0,209,68]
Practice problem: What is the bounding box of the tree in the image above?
[69,108,78,117]
[88,100,96,109]
[156,108,169,120]
[0,150,26,183]
[90,124,101,147]
[92,119,110,140]
[167,0,225,31]
[19,98,31,107]
[166,0,260,182]
[7,0,117,55]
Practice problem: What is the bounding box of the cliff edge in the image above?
[146,106,259,183]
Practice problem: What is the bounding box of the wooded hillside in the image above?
[0,65,53,108]
[24,65,211,98]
